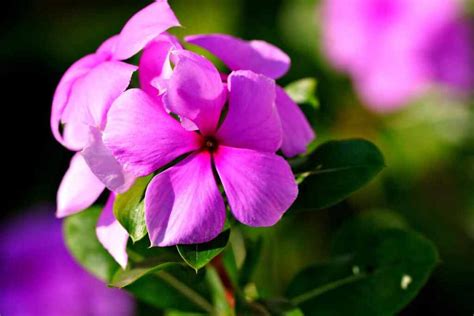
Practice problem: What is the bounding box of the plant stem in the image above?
[290,273,367,306]
[155,270,216,314]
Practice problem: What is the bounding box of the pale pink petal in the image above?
[56,153,105,218]
[82,127,136,193]
[113,1,180,60]
[96,194,129,269]
[62,120,91,151]
[275,86,315,157]
[185,34,291,79]
[61,61,137,129]
[51,54,106,149]
[163,50,227,134]
[217,70,282,152]
[214,146,298,226]
[139,34,181,97]
[103,89,201,177]
[145,152,226,246]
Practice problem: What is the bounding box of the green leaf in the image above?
[257,298,304,316]
[238,236,263,287]
[112,262,214,313]
[285,78,319,109]
[294,139,385,210]
[114,175,153,242]
[286,211,439,316]
[63,206,120,282]
[177,227,231,272]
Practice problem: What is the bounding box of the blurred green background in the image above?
[2,0,473,314]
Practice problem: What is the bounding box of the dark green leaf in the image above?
[257,298,304,316]
[112,262,214,313]
[239,236,263,287]
[63,206,119,282]
[221,245,239,288]
[285,78,319,109]
[294,139,385,210]
[177,228,231,272]
[287,211,439,316]
[114,175,153,242]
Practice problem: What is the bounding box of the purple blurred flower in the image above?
[103,50,298,246]
[321,0,473,111]
[0,207,134,316]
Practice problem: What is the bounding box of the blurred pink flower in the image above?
[321,0,473,111]
[103,50,298,246]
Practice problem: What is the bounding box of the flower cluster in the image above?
[321,0,473,111]
[51,1,314,267]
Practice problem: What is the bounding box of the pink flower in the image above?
[53,1,179,216]
[321,0,473,111]
[185,34,315,157]
[103,50,298,246]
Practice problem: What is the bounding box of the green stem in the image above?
[290,273,367,306]
[155,270,216,314]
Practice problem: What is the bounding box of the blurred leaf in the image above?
[257,298,304,316]
[294,139,385,210]
[63,206,119,282]
[112,262,214,313]
[239,236,264,287]
[205,266,234,315]
[222,245,239,288]
[285,78,319,109]
[287,211,439,315]
[165,312,206,316]
[114,175,153,242]
[177,227,231,272]
[332,210,409,254]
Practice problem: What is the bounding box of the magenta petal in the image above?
[103,89,201,177]
[51,54,106,149]
[163,50,227,134]
[275,86,315,157]
[61,61,137,129]
[56,153,105,218]
[96,194,129,269]
[139,35,180,97]
[185,33,290,79]
[217,70,282,152]
[113,1,180,60]
[214,146,298,226]
[82,128,135,193]
[145,152,226,246]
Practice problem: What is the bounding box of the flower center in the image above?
[202,136,219,153]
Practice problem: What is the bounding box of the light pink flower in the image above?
[53,1,179,216]
[103,51,298,246]
[52,0,180,266]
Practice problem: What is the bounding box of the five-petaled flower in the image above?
[104,50,299,246]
